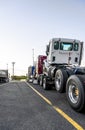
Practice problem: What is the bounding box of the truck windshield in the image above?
[60,42,73,51]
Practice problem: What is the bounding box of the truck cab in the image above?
[46,38,83,65]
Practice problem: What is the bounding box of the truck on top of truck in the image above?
[28,38,85,112]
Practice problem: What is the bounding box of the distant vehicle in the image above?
[35,55,47,84]
[27,55,47,84]
[0,70,9,83]
[32,38,85,112]
[27,66,35,82]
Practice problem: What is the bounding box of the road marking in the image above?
[53,106,84,130]
[27,82,52,105]
[26,82,84,130]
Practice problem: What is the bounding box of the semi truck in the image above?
[36,38,85,112]
[27,55,47,83]
[0,70,9,83]
[35,55,47,84]
[27,66,35,82]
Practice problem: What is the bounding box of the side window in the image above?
[54,41,59,50]
[74,43,79,51]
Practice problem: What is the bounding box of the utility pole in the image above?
[6,63,8,70]
[12,62,15,77]
[6,63,9,79]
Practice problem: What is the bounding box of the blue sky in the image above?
[0,0,85,75]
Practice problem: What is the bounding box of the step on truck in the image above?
[37,38,85,112]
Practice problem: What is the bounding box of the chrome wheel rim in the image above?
[55,75,61,90]
[43,79,46,89]
[40,79,42,85]
[68,84,79,104]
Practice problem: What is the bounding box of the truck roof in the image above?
[0,70,8,78]
[50,38,81,43]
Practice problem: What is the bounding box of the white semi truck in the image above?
[39,38,85,112]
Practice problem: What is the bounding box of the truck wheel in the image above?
[39,75,43,86]
[66,75,85,112]
[37,77,40,85]
[43,77,49,90]
[66,69,73,77]
[55,69,68,93]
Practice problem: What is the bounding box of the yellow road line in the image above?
[26,82,84,130]
[27,82,52,105]
[53,106,84,130]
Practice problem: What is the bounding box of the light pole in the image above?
[12,62,15,77]
[6,63,8,70]
[6,63,9,79]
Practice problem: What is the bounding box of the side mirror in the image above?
[46,45,49,56]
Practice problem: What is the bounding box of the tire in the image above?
[37,77,40,85]
[66,75,85,112]
[43,77,49,90]
[66,68,73,77]
[28,78,33,83]
[39,75,43,86]
[55,69,68,93]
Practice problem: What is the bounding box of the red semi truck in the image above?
[34,55,47,84]
[28,55,47,83]
[36,55,47,75]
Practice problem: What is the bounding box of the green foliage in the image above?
[11,75,27,80]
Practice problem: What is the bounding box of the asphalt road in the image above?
[0,81,85,130]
